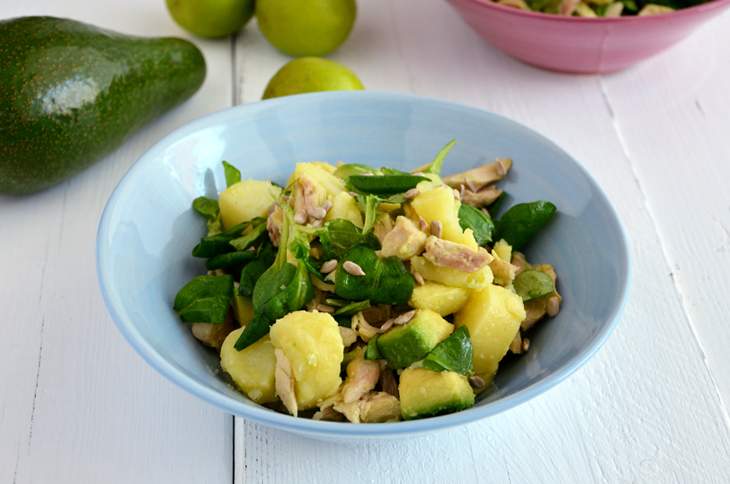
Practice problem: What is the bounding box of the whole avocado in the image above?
[0,17,206,194]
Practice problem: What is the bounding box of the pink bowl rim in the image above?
[456,0,730,22]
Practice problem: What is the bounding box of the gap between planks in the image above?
[598,76,730,431]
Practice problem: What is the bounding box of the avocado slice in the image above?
[399,367,475,420]
[0,17,206,194]
[376,309,453,369]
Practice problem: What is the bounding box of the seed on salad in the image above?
[343,260,366,276]
[522,338,531,352]
[469,375,486,390]
[404,188,420,199]
[430,220,442,238]
[452,188,461,201]
[320,259,338,274]
[316,304,335,313]
[413,271,425,286]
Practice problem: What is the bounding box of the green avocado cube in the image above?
[377,309,453,369]
[399,367,475,420]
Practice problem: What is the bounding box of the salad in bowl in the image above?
[173,142,560,423]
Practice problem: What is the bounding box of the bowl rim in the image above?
[97,90,631,437]
[454,0,730,23]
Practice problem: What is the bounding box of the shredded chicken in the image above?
[511,251,529,274]
[443,158,512,192]
[351,312,380,341]
[333,392,401,424]
[191,320,236,349]
[490,254,517,287]
[460,185,503,208]
[266,204,283,247]
[274,349,298,417]
[339,327,358,347]
[341,354,380,403]
[373,213,394,245]
[423,236,492,272]
[377,215,427,259]
[292,177,330,226]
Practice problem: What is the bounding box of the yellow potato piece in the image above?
[220,330,277,404]
[410,185,477,249]
[219,180,281,229]
[270,311,344,409]
[290,162,345,198]
[325,191,363,227]
[409,282,469,316]
[411,256,493,289]
[455,285,526,382]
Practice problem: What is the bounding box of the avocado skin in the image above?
[0,17,206,194]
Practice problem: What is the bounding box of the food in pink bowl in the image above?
[447,0,730,73]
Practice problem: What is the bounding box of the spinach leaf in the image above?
[191,221,247,258]
[174,275,233,324]
[192,196,219,220]
[347,174,427,196]
[234,204,314,350]
[229,218,267,251]
[206,251,256,271]
[233,314,270,350]
[361,194,379,234]
[290,235,322,279]
[239,242,275,297]
[222,160,241,187]
[513,269,555,301]
[458,204,494,246]
[495,201,557,251]
[335,245,414,305]
[424,139,455,175]
[319,218,380,259]
[334,299,370,316]
[422,326,473,375]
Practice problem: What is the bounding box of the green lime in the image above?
[166,0,255,38]
[256,0,357,57]
[262,57,364,99]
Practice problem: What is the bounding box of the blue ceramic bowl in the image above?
[97,91,630,440]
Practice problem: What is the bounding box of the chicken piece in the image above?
[460,185,503,208]
[373,213,394,245]
[377,216,427,259]
[339,327,358,348]
[341,353,381,403]
[490,253,517,287]
[511,251,529,275]
[443,158,512,192]
[191,321,236,349]
[292,176,331,226]
[359,392,401,423]
[266,204,283,247]
[274,348,298,417]
[352,312,381,342]
[423,236,492,273]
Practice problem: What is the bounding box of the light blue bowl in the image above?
[97,91,630,440]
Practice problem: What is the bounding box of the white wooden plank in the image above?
[234,1,730,482]
[600,14,730,413]
[0,2,233,483]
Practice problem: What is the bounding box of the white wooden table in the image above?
[2,1,730,482]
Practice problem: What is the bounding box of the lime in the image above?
[256,0,357,57]
[262,57,364,99]
[166,0,255,38]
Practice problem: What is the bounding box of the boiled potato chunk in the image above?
[220,330,277,404]
[455,285,526,382]
[409,282,469,316]
[411,256,493,289]
[270,311,344,409]
[219,180,281,229]
[325,191,363,227]
[410,185,477,249]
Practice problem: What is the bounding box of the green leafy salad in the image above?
[494,0,709,17]
[174,141,562,422]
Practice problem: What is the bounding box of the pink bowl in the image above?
[447,0,730,73]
